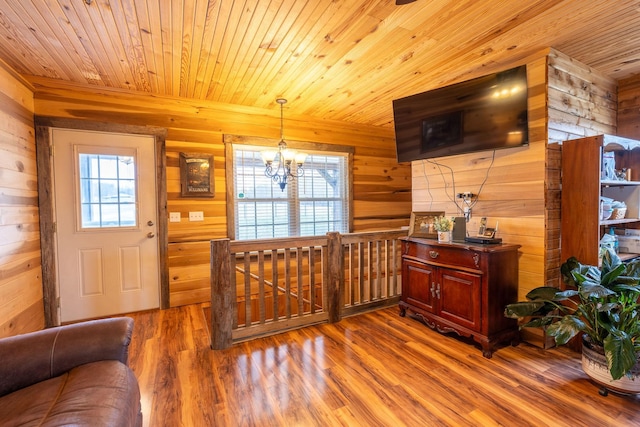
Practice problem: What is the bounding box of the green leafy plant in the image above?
[433,216,453,232]
[505,248,640,380]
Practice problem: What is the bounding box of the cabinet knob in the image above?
[435,283,441,299]
[429,250,439,259]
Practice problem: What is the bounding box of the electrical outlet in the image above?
[456,192,476,199]
[189,211,204,222]
[169,212,181,223]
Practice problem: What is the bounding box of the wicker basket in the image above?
[611,207,627,219]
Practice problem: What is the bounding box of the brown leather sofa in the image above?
[0,317,142,427]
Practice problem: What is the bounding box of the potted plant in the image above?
[504,248,640,395]
[433,216,453,243]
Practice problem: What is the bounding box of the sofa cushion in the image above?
[0,317,135,398]
[0,360,141,427]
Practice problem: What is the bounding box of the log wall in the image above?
[546,49,616,290]
[28,77,411,307]
[411,48,617,300]
[2,46,620,319]
[0,61,43,337]
[618,74,640,140]
[411,55,547,300]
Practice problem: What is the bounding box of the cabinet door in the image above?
[438,268,482,331]
[402,259,437,314]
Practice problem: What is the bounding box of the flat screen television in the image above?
[393,65,529,162]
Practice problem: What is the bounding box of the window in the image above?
[233,145,349,239]
[76,148,138,229]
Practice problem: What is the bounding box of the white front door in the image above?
[52,128,160,322]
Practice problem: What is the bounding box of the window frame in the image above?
[224,135,354,240]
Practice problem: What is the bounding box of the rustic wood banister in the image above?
[234,265,322,309]
[210,239,233,350]
[210,229,406,349]
[230,236,327,253]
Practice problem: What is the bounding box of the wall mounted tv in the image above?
[392,65,528,162]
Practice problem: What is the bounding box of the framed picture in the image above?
[180,153,214,198]
[408,211,445,238]
[483,228,496,238]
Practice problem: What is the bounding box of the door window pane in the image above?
[78,153,137,228]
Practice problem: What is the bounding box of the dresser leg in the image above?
[480,340,494,359]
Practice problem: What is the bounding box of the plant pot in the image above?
[581,337,640,395]
[437,230,451,243]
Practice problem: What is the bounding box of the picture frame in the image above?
[408,211,445,238]
[180,153,214,198]
[483,228,496,238]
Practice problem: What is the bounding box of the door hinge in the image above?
[56,297,60,308]
[53,222,56,233]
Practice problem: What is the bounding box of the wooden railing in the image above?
[210,229,406,349]
[341,230,404,316]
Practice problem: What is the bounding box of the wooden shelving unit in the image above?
[561,134,640,269]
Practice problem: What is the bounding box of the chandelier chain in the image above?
[261,98,307,191]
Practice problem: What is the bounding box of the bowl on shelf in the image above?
[611,207,627,219]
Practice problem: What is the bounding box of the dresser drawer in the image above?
[403,241,482,270]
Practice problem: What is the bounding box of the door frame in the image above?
[35,117,169,327]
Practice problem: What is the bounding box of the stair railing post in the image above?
[211,238,233,349]
[327,232,344,323]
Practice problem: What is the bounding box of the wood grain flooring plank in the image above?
[125,305,640,426]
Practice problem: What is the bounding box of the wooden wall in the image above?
[28,77,412,307]
[0,60,44,337]
[411,55,547,301]
[545,49,616,290]
[1,46,620,322]
[547,50,617,143]
[618,74,640,140]
[411,48,618,300]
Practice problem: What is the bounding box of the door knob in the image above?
[147,220,154,226]
[147,232,155,238]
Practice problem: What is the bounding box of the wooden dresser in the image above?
[399,237,520,358]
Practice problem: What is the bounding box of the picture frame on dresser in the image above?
[408,211,444,238]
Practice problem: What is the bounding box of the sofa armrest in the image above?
[0,317,134,397]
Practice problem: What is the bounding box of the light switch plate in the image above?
[169,212,181,222]
[189,211,204,222]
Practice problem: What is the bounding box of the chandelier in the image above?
[261,98,307,191]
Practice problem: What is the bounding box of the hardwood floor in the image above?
[126,304,640,426]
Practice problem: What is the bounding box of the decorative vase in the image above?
[437,230,451,243]
[581,337,640,396]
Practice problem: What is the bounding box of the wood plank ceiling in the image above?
[1,0,640,127]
